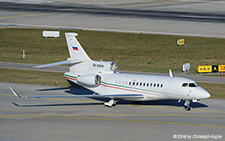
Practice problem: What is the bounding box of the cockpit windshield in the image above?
[189,83,196,87]
[182,83,199,87]
[182,83,188,87]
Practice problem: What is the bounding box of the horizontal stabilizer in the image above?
[34,59,83,68]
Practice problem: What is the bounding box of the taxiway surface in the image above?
[0,81,224,141]
[0,0,225,38]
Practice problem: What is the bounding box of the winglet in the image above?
[169,69,174,77]
[9,87,23,98]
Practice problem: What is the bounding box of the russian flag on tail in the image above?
[72,47,78,51]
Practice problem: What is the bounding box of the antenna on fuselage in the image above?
[169,69,174,77]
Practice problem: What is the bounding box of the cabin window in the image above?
[140,82,142,86]
[147,83,149,87]
[161,84,163,88]
[136,82,139,86]
[129,82,131,85]
[143,83,145,87]
[157,84,159,87]
[133,82,135,86]
[154,83,156,87]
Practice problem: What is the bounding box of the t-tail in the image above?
[34,33,118,75]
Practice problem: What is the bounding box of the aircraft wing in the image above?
[10,87,143,99]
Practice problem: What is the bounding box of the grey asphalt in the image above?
[0,0,225,38]
[0,81,225,141]
[1,62,225,84]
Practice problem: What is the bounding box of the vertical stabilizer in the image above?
[65,33,91,61]
[65,33,92,73]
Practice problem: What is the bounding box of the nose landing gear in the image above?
[184,100,191,111]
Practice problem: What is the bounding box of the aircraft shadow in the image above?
[35,86,208,109]
[12,102,102,107]
[118,100,208,109]
[12,100,207,109]
[37,87,70,91]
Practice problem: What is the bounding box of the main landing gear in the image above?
[104,98,117,107]
[184,100,191,111]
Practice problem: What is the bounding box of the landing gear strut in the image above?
[104,98,116,107]
[184,100,191,111]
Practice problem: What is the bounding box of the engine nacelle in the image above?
[92,61,117,72]
[77,74,101,86]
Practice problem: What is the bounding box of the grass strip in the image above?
[0,68,69,86]
[1,28,225,73]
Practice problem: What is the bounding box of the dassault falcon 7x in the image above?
[10,33,211,111]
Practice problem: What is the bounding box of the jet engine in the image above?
[92,61,117,72]
[77,74,101,86]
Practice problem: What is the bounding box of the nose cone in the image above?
[203,90,211,99]
[191,87,211,99]
[199,87,211,99]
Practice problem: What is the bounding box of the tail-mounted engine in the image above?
[92,61,117,72]
[77,74,101,87]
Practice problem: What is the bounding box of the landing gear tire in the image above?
[185,106,191,111]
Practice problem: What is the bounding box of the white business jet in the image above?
[10,33,210,111]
